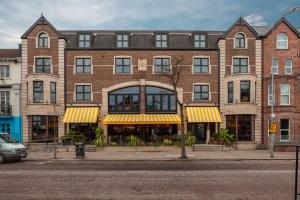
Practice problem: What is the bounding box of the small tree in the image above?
[162,56,187,159]
[94,127,106,147]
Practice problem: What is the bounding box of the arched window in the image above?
[276,33,288,49]
[38,33,48,48]
[145,86,176,113]
[108,86,140,113]
[235,33,245,48]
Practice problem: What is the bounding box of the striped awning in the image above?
[186,107,222,123]
[102,114,180,125]
[62,107,99,123]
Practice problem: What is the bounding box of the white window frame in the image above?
[192,83,211,101]
[192,56,211,74]
[74,83,93,102]
[152,56,172,74]
[276,32,288,49]
[36,32,50,48]
[272,58,278,75]
[268,84,275,106]
[0,65,10,79]
[285,59,292,75]
[280,83,290,106]
[280,119,290,142]
[73,56,93,75]
[113,56,132,74]
[234,32,247,49]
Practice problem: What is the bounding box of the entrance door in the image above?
[189,123,206,144]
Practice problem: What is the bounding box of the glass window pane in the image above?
[161,41,167,47]
[156,35,161,40]
[194,35,199,40]
[77,66,83,73]
[124,58,130,66]
[161,35,167,40]
[154,95,161,110]
[162,95,169,110]
[117,35,122,40]
[76,86,83,93]
[163,58,170,66]
[194,42,199,47]
[170,95,176,110]
[123,41,128,47]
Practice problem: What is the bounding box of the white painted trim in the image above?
[36,31,50,48]
[233,32,247,49]
[74,83,93,102]
[33,56,53,74]
[73,56,93,75]
[192,82,211,101]
[192,56,211,74]
[231,56,250,74]
[276,32,288,50]
[152,56,172,74]
[284,59,292,75]
[113,56,133,74]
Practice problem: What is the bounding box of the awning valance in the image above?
[186,107,222,123]
[102,114,180,125]
[63,107,99,123]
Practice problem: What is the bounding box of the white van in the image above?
[0,133,27,163]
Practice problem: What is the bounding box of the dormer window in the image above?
[117,34,129,48]
[276,33,288,49]
[38,33,48,48]
[194,34,206,48]
[79,34,90,48]
[155,34,168,48]
[235,33,245,48]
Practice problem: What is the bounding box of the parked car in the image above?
[0,133,27,164]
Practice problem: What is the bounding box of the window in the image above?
[50,82,56,104]
[76,85,91,101]
[194,58,209,73]
[33,81,43,103]
[280,119,290,141]
[268,84,275,106]
[228,82,234,103]
[280,83,290,105]
[154,58,170,73]
[35,58,51,73]
[272,58,278,74]
[146,86,176,113]
[285,59,292,74]
[276,33,288,49]
[117,34,129,48]
[0,65,9,78]
[155,34,168,47]
[233,58,248,74]
[109,86,139,113]
[0,124,10,134]
[31,116,58,141]
[79,35,90,48]
[194,84,209,101]
[115,58,131,74]
[76,58,91,74]
[235,33,245,48]
[240,81,250,102]
[31,116,46,141]
[194,34,206,48]
[38,33,48,48]
[0,91,10,115]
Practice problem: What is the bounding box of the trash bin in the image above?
[75,143,85,159]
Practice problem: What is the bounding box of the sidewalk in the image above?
[25,146,297,161]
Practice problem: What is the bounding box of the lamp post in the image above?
[269,6,298,158]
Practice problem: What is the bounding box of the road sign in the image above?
[271,113,276,119]
[269,123,277,133]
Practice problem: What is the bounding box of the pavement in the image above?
[25,146,297,161]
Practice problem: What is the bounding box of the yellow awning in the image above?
[102,114,180,125]
[186,107,222,123]
[63,107,99,123]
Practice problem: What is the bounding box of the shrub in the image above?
[185,135,196,146]
[219,128,234,146]
[125,135,144,147]
[67,130,86,143]
[94,127,106,147]
[163,139,173,146]
[111,141,118,146]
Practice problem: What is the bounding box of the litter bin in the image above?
[75,143,85,159]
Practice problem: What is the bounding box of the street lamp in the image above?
[269,6,298,158]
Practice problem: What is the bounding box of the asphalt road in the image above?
[0,160,297,200]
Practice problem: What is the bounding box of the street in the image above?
[0,160,296,200]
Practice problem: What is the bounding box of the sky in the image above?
[0,0,299,48]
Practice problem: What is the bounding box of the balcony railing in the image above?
[0,104,12,116]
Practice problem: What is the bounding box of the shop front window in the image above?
[226,115,254,141]
[31,115,58,142]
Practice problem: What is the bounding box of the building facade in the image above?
[0,49,22,141]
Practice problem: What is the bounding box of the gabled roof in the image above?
[263,17,300,37]
[21,15,65,39]
[220,17,259,39]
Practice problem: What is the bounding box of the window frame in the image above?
[234,33,246,48]
[153,57,171,74]
[33,81,44,103]
[0,65,9,79]
[50,82,56,104]
[232,57,249,74]
[280,119,290,142]
[155,33,168,48]
[193,83,210,101]
[272,58,279,75]
[75,57,92,74]
[37,32,49,48]
[193,33,207,48]
[34,57,51,74]
[78,34,91,48]
[285,59,292,75]
[276,32,288,49]
[116,33,130,48]
[240,80,251,103]
[227,81,234,103]
[75,84,92,102]
[193,57,210,74]
[114,57,132,74]
[268,84,275,106]
[280,83,290,106]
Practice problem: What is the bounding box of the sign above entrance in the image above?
[138,59,147,71]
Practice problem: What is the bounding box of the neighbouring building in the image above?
[0,48,22,141]
[262,18,300,150]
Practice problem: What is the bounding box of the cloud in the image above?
[245,14,268,26]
